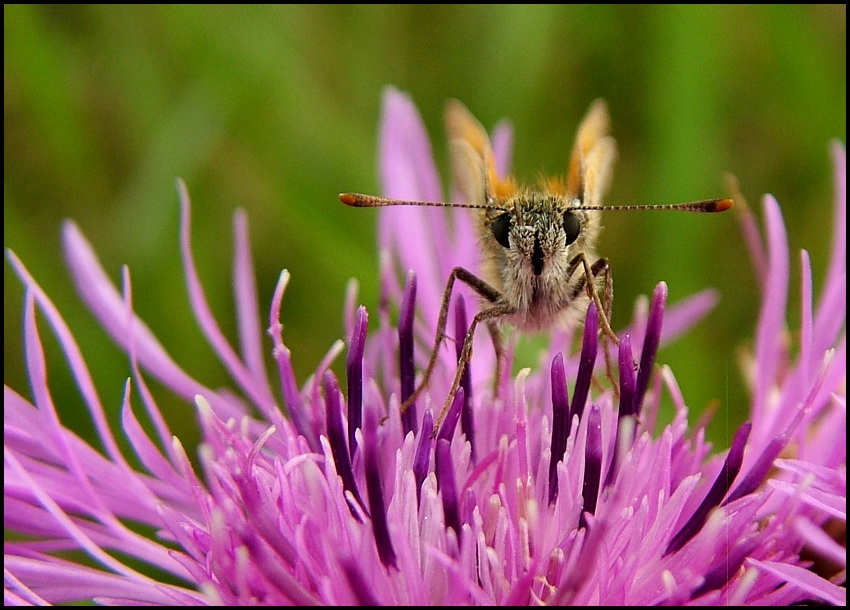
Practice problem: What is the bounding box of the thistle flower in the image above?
[4,88,845,605]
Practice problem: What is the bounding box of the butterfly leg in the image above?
[400,266,504,416]
[566,254,619,390]
[433,302,515,434]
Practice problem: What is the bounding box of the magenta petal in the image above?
[490,120,514,177]
[752,195,790,418]
[59,221,231,416]
[12,259,132,471]
[666,422,751,555]
[346,305,368,456]
[232,208,274,396]
[813,142,846,356]
[436,438,461,539]
[413,409,434,505]
[794,516,847,567]
[747,558,846,606]
[268,270,319,451]
[177,182,277,411]
[399,270,418,434]
[378,86,442,203]
[454,295,475,458]
[570,301,598,423]
[377,87,448,322]
[548,352,570,504]
[634,282,667,415]
[581,405,603,520]
[323,370,365,518]
[363,405,397,568]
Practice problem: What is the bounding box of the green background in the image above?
[5,5,845,450]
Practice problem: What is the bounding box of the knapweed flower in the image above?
[4,88,845,606]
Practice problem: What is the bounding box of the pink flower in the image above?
[4,87,845,605]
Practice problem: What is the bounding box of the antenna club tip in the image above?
[339,193,358,206]
[714,198,734,212]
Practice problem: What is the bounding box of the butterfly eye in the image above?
[492,213,512,248]
[563,212,580,245]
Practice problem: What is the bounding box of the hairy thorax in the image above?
[497,255,594,332]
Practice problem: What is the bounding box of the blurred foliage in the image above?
[5,5,845,450]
